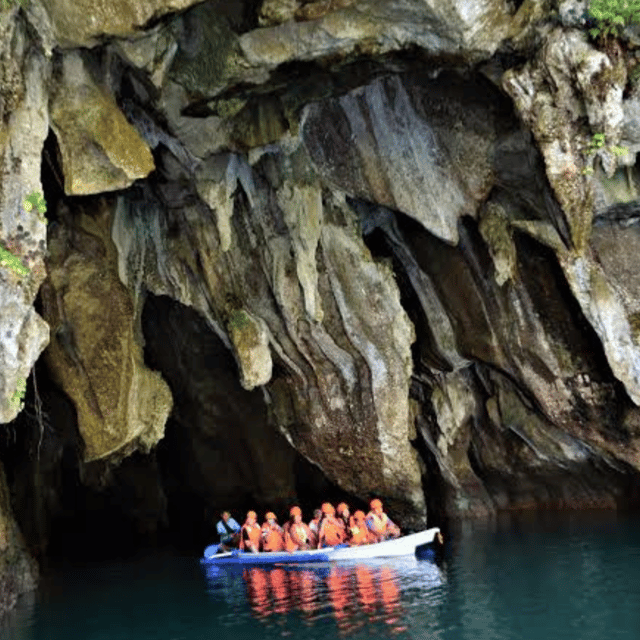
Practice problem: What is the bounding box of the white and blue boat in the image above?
[201,527,441,565]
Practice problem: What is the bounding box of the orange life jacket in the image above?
[261,523,285,552]
[240,522,262,551]
[319,515,346,547]
[348,519,373,546]
[285,522,312,552]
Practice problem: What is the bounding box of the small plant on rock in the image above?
[22,191,47,223]
[0,0,28,11]
[581,132,629,173]
[588,0,640,41]
[9,377,26,411]
[0,243,30,276]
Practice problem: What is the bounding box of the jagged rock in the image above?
[0,462,37,616]
[302,72,500,244]
[111,146,427,525]
[227,309,273,390]
[558,250,640,410]
[39,0,203,49]
[427,370,494,517]
[50,52,155,196]
[259,0,300,26]
[240,0,514,75]
[503,27,626,251]
[0,11,50,423]
[40,199,173,462]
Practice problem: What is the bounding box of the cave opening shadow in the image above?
[142,293,354,553]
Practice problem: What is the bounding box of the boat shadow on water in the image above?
[203,555,445,636]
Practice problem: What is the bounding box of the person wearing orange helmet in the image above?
[240,510,262,553]
[284,506,313,552]
[317,502,346,548]
[348,510,374,546]
[336,502,351,533]
[261,511,285,552]
[366,498,400,543]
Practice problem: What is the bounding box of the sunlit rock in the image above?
[39,0,203,48]
[112,147,427,525]
[40,200,173,462]
[503,28,626,251]
[50,52,155,196]
[241,0,514,73]
[428,370,494,517]
[0,12,50,423]
[559,250,640,408]
[227,308,273,390]
[302,73,498,244]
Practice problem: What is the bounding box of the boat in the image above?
[201,527,441,565]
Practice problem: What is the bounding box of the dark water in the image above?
[3,511,640,640]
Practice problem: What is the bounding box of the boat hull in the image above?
[201,527,440,565]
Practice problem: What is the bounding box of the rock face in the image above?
[0,461,37,616]
[6,0,640,600]
[40,198,173,462]
[39,0,204,48]
[50,52,155,195]
[0,9,50,422]
[111,147,427,525]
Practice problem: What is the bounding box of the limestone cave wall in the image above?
[4,0,640,613]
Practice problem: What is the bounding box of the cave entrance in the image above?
[142,293,351,553]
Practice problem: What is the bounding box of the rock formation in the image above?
[4,0,640,613]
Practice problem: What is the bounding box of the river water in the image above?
[3,511,640,640]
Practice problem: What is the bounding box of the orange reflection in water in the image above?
[242,563,406,635]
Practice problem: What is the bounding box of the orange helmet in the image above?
[354,510,366,521]
[336,502,349,514]
[265,512,277,521]
[321,502,335,515]
[370,498,383,510]
[247,510,257,519]
[290,506,302,517]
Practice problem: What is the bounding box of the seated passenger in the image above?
[365,499,401,543]
[317,503,346,548]
[348,510,374,546]
[240,510,262,553]
[285,506,313,552]
[216,510,241,551]
[336,502,350,533]
[261,512,285,552]
[308,508,322,547]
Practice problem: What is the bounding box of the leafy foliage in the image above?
[22,191,47,223]
[0,244,30,276]
[9,377,26,411]
[0,0,28,11]
[588,0,640,40]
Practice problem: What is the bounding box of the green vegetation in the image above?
[9,377,26,410]
[0,244,29,276]
[0,0,28,11]
[588,0,640,40]
[581,132,629,174]
[228,309,252,331]
[22,191,47,223]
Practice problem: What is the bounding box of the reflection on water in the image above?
[204,557,445,637]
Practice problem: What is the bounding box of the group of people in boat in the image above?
[215,499,401,553]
